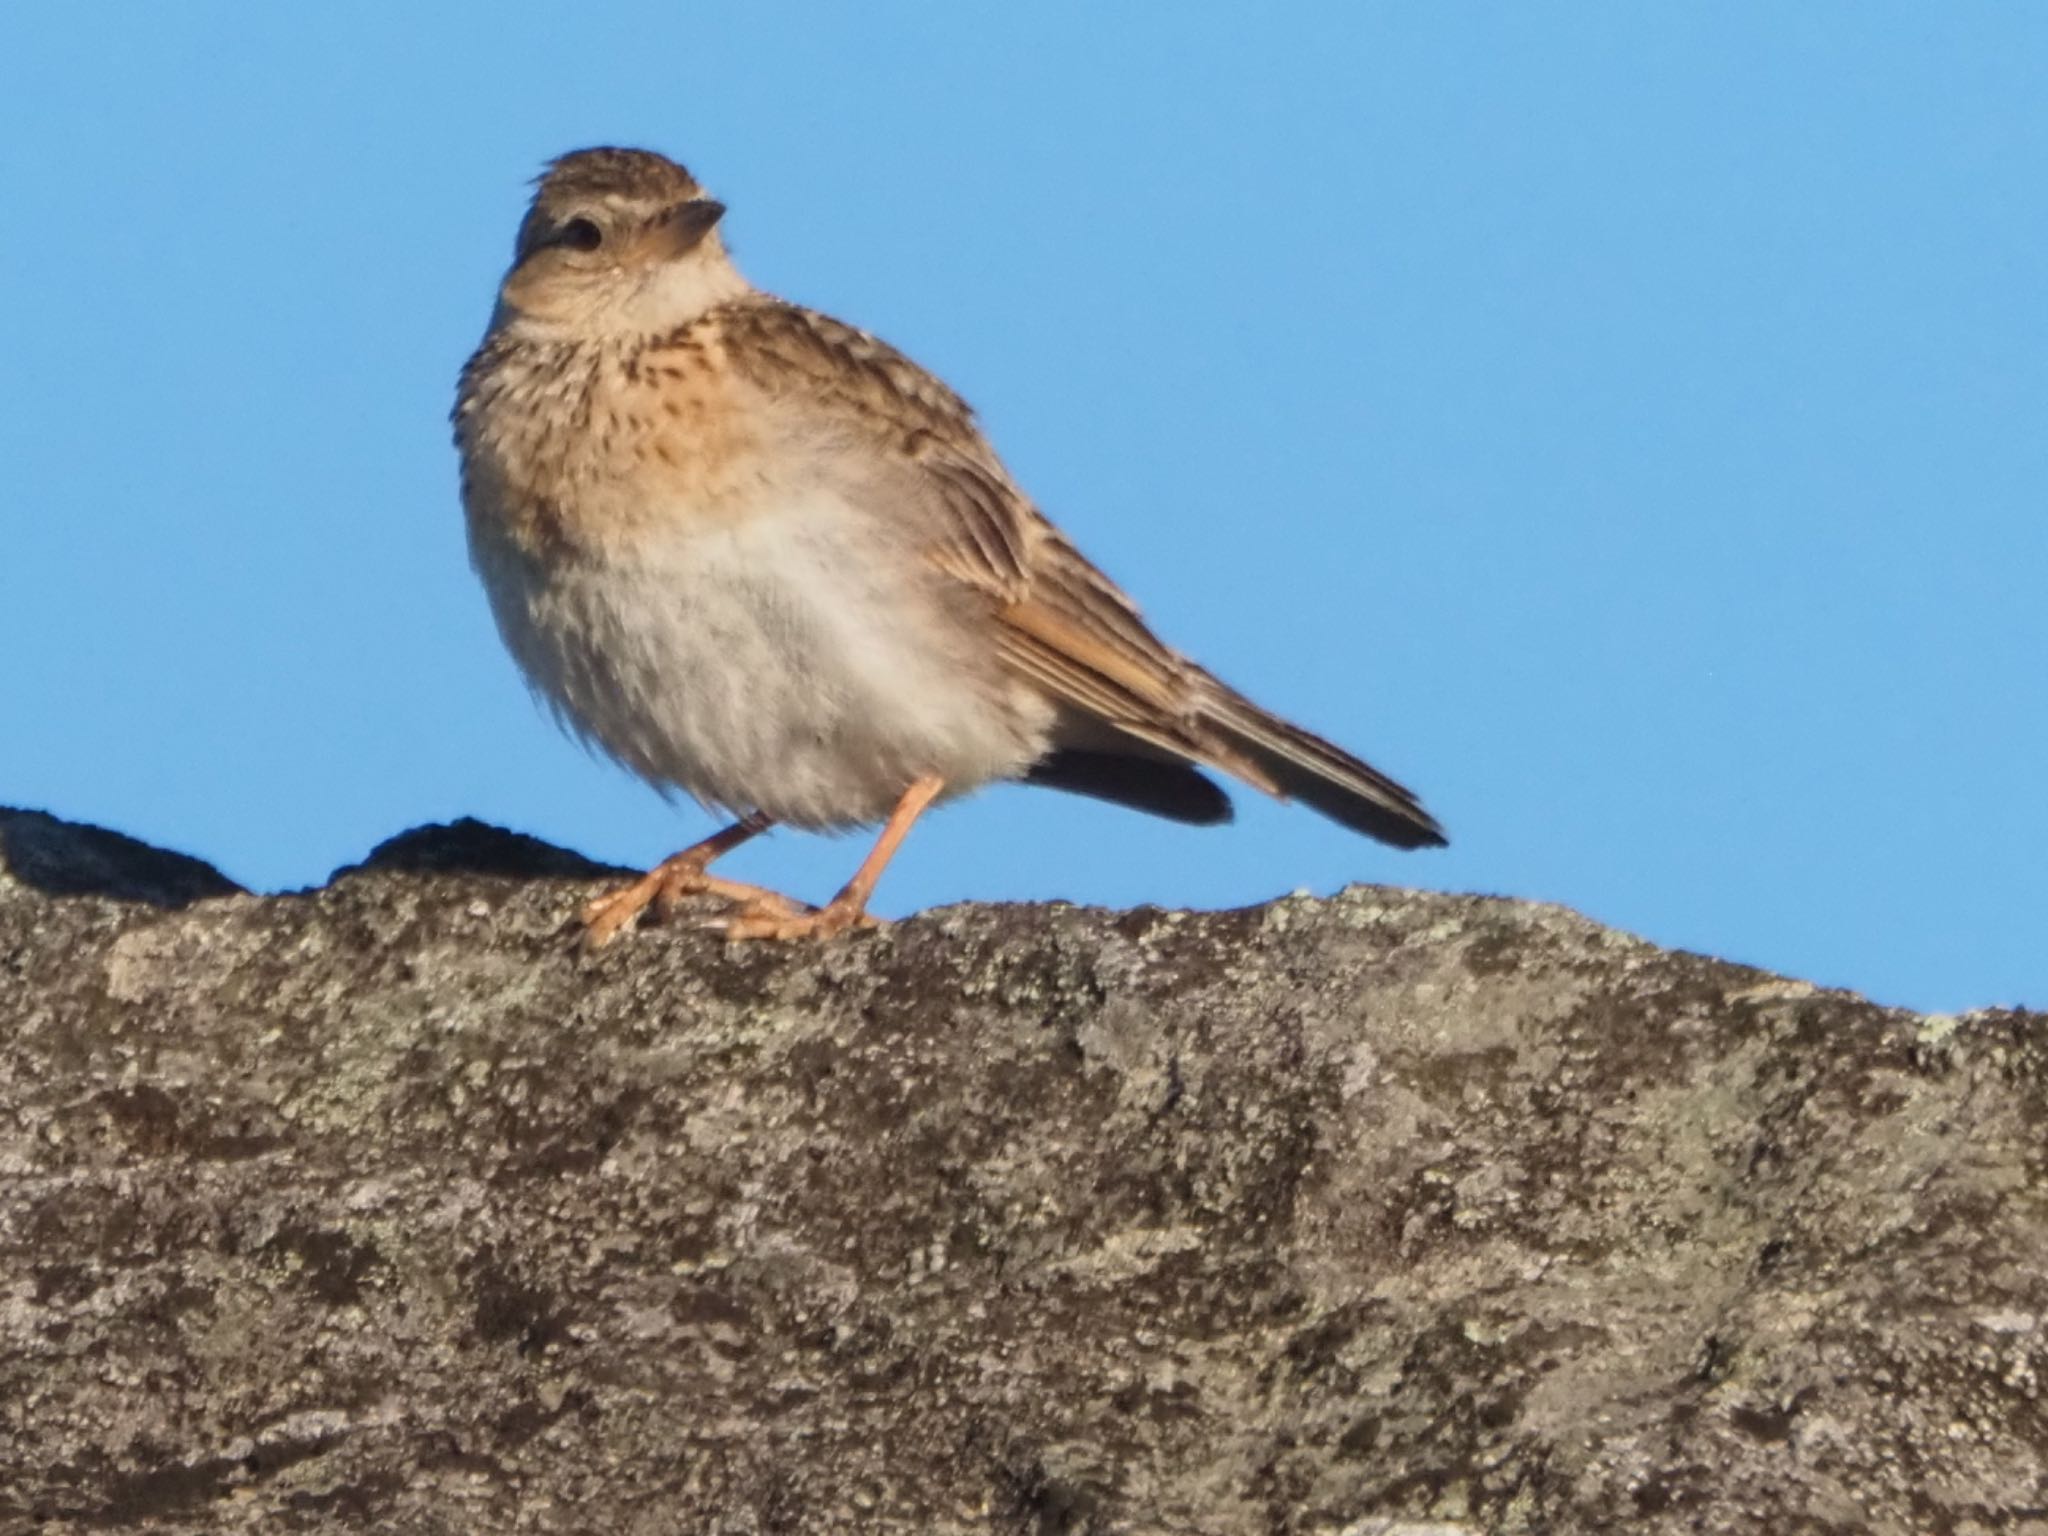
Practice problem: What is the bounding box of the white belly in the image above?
[469,491,1055,828]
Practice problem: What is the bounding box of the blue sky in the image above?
[3,5,2042,1013]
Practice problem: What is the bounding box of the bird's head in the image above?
[495,147,746,336]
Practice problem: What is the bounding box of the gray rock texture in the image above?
[2,805,2043,1535]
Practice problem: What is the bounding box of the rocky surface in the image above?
[1,805,2043,1535]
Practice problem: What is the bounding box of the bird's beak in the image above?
[659,198,726,255]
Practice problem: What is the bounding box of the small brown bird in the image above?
[454,147,1445,945]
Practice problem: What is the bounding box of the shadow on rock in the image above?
[0,807,241,908]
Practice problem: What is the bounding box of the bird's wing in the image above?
[710,302,1223,752]
[707,300,1446,847]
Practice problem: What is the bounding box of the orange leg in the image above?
[716,775,944,942]
[582,812,805,948]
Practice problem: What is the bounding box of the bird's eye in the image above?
[558,217,604,252]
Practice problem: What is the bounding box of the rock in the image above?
[1,806,2042,1535]
[0,807,240,908]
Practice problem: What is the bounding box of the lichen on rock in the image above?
[2,808,2043,1533]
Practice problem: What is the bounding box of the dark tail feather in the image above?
[1200,690,1448,849]
[1024,749,1235,826]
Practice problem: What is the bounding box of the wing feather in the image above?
[686,297,1444,846]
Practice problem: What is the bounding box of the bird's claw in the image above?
[701,900,882,943]
[581,864,809,948]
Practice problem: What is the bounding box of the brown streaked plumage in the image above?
[454,146,1446,945]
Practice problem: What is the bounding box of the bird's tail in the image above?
[1195,682,1448,849]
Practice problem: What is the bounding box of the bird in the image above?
[453,147,1446,946]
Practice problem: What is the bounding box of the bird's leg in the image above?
[582,812,804,948]
[716,776,944,942]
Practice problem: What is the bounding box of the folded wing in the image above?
[722,300,1447,848]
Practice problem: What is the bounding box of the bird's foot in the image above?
[582,861,808,949]
[707,894,882,943]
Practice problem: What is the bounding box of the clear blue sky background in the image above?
[3,5,2042,1014]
